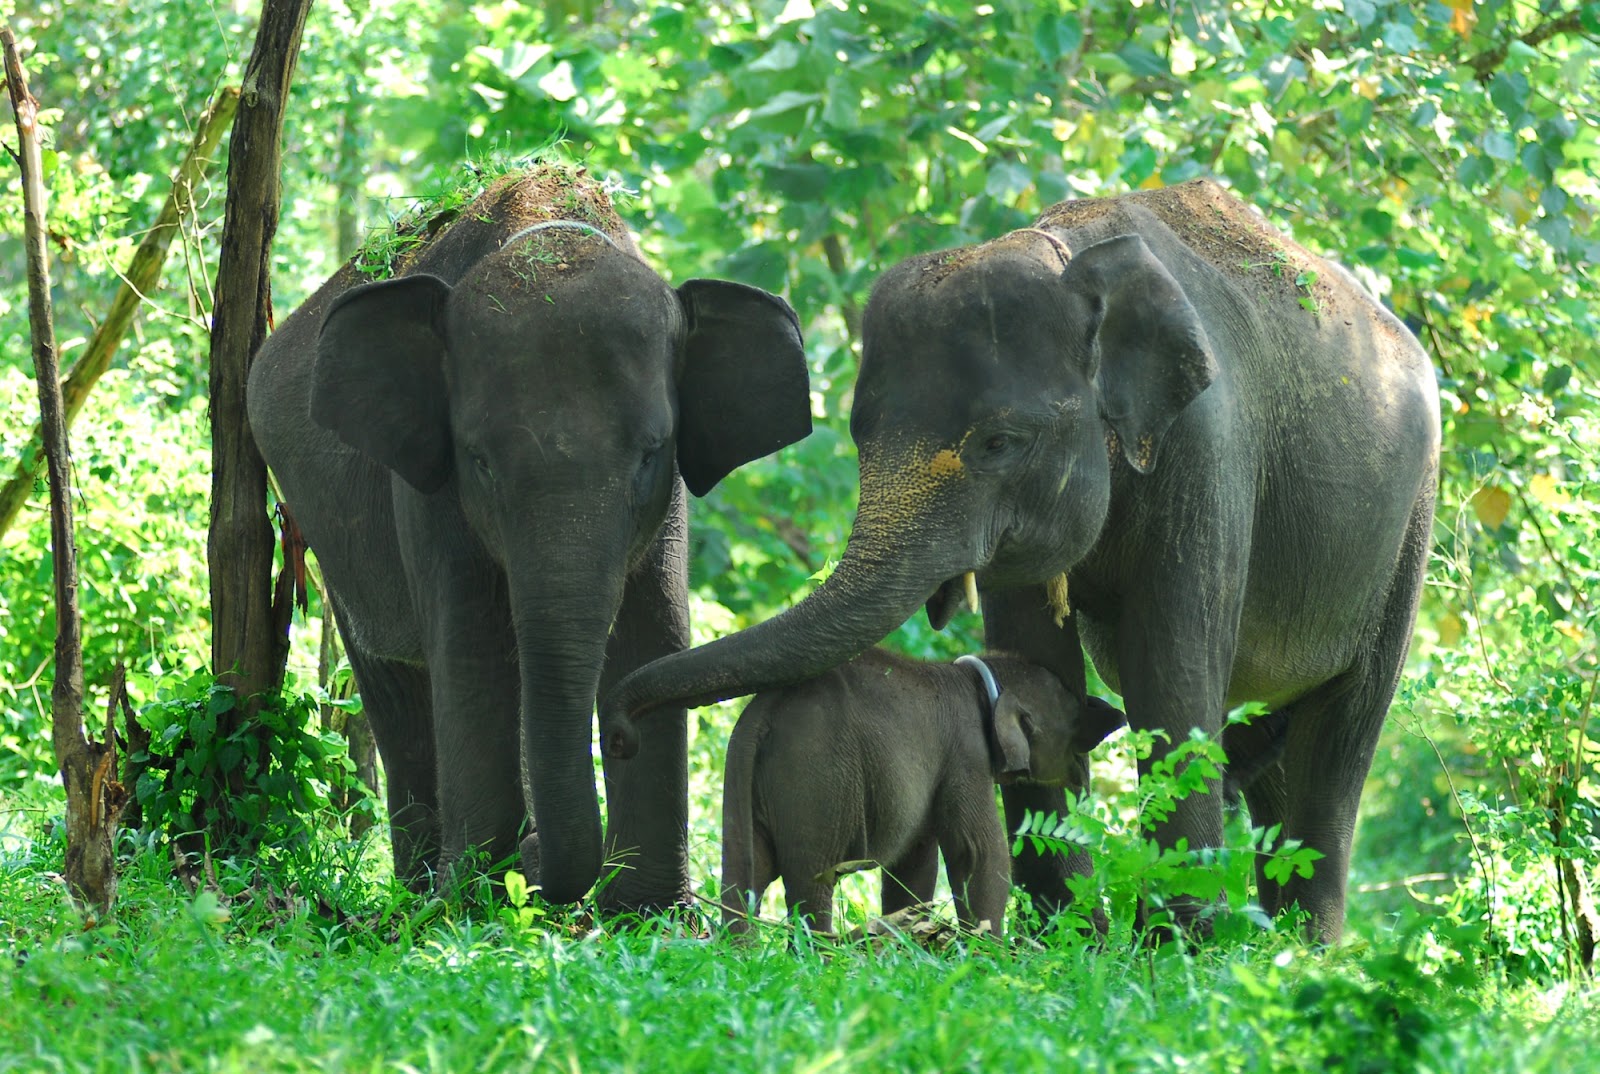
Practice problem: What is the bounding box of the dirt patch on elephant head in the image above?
[1036,179,1340,315]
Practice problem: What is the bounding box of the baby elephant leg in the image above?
[881,836,939,916]
[780,871,836,936]
[940,800,1012,937]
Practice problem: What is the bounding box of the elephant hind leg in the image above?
[779,870,836,937]
[881,836,939,917]
[344,647,438,891]
[1273,494,1434,943]
[721,827,777,936]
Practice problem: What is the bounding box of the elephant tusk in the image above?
[1046,573,1070,626]
[964,571,979,614]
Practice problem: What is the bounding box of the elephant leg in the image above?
[939,803,1011,937]
[343,645,438,891]
[429,609,524,881]
[779,870,835,936]
[1225,715,1292,915]
[881,836,939,916]
[982,585,1093,920]
[596,483,691,912]
[722,830,777,936]
[1116,550,1247,939]
[1271,499,1434,944]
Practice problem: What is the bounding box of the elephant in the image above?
[703,648,1124,937]
[246,165,811,907]
[601,179,1440,942]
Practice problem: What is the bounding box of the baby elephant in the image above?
[720,648,1124,937]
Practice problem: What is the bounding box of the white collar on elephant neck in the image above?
[954,655,1006,775]
[955,654,1001,712]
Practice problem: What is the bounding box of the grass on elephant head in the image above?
[348,139,635,283]
[2,786,1597,1074]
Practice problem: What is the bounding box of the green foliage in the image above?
[1013,723,1323,943]
[2,0,1596,996]
[129,669,379,858]
[1,809,1597,1074]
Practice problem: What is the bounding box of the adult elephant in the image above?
[603,179,1439,942]
[248,166,810,908]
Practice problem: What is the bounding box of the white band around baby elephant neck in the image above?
[502,220,620,252]
[955,654,1001,710]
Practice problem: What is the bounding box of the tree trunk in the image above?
[5,28,128,919]
[334,75,365,261]
[0,85,239,543]
[205,0,313,840]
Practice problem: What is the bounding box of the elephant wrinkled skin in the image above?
[604,179,1440,942]
[712,649,1124,937]
[247,167,810,907]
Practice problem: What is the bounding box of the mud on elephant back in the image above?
[247,164,812,909]
[603,179,1441,943]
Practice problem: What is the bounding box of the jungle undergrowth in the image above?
[2,811,1592,1074]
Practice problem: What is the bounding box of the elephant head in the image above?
[311,222,809,901]
[602,227,1215,756]
[960,655,1127,786]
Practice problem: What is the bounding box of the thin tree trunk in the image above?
[205,0,313,844]
[334,75,364,261]
[6,27,128,918]
[0,86,239,543]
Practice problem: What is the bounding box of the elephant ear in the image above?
[1061,234,1219,475]
[1073,696,1126,754]
[674,279,812,497]
[312,274,453,494]
[992,693,1034,780]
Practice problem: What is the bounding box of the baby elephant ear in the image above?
[1073,696,1126,754]
[993,694,1034,780]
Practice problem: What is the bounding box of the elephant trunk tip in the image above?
[534,828,604,905]
[602,715,642,761]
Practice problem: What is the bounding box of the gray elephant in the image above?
[247,166,811,907]
[603,179,1440,942]
[708,649,1124,937]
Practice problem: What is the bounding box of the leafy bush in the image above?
[128,669,378,860]
[1014,722,1321,944]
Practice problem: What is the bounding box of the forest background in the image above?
[0,0,1597,1069]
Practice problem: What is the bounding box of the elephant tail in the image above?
[720,706,771,935]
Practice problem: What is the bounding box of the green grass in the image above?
[2,799,1596,1074]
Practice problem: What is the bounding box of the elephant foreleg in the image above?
[940,802,1011,938]
[982,585,1095,921]
[595,482,691,913]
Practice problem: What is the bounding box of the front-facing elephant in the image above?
[247,165,810,908]
[603,179,1440,942]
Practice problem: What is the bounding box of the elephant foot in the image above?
[518,831,542,887]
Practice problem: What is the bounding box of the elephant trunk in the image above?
[601,448,966,757]
[509,547,628,905]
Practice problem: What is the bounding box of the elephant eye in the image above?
[983,434,1013,454]
[633,444,666,493]
[470,451,493,480]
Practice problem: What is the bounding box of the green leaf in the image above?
[747,41,803,73]
[1489,72,1530,127]
[984,161,1032,202]
[1033,14,1083,63]
[744,90,821,121]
